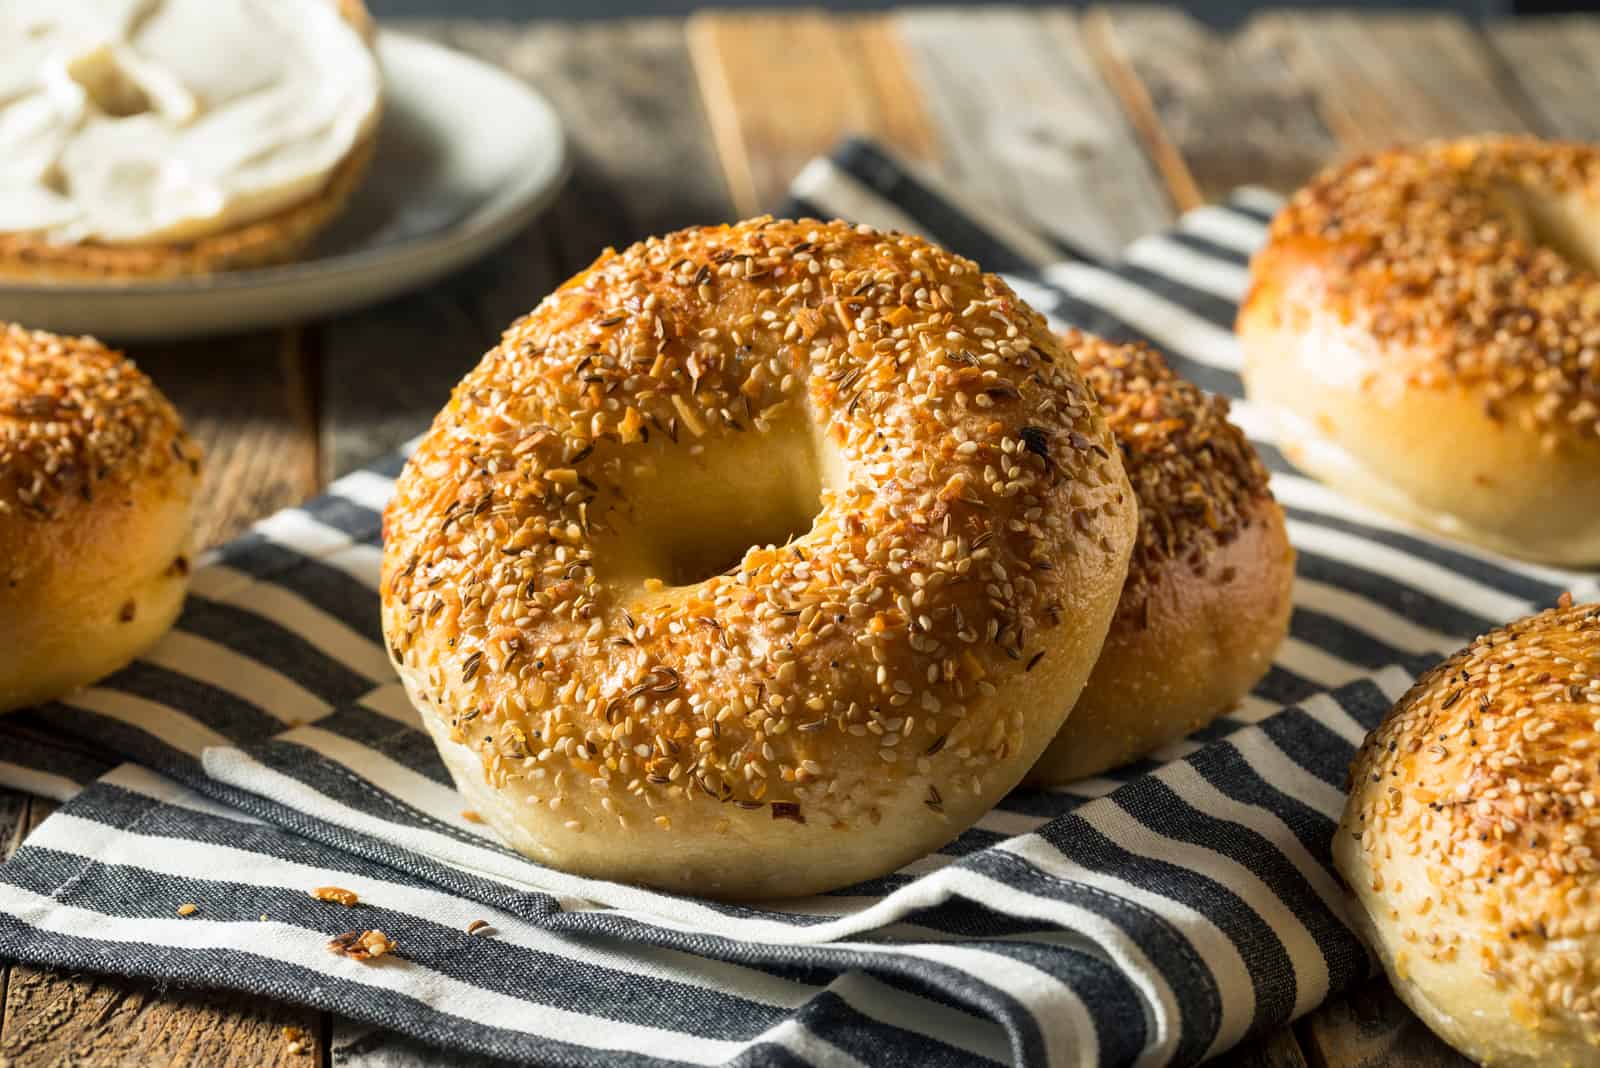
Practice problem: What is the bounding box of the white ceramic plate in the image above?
[0,32,570,342]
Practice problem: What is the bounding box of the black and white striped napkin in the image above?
[1,138,1595,1068]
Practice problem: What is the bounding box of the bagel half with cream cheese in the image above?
[0,0,381,282]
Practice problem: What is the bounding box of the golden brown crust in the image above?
[1069,331,1280,628]
[0,324,194,519]
[381,218,1138,897]
[0,0,379,284]
[335,0,378,42]
[1336,598,1600,1067]
[0,324,201,711]
[1254,136,1600,439]
[1028,334,1293,784]
[1239,136,1600,565]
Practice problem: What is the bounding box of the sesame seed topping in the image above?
[310,886,360,906]
[1263,137,1600,441]
[1067,331,1276,627]
[381,217,1129,833]
[1343,598,1600,1033]
[0,323,195,520]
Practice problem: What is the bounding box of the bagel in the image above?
[381,218,1139,898]
[1238,136,1600,566]
[1027,332,1294,785]
[0,0,380,282]
[1,323,201,712]
[1336,595,1600,1067]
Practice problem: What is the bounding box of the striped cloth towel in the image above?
[2,138,1595,1068]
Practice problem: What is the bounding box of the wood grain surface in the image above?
[1485,17,1600,140]
[138,331,322,549]
[1252,11,1538,147]
[321,17,734,478]
[896,7,1174,260]
[1082,7,1338,204]
[3,7,1597,1066]
[690,11,937,214]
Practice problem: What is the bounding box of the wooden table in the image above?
[4,7,1598,1065]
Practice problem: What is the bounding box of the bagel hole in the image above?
[1504,185,1600,276]
[655,494,819,587]
[587,412,829,593]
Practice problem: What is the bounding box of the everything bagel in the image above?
[381,218,1138,898]
[1,323,200,712]
[1027,332,1293,785]
[1239,136,1600,565]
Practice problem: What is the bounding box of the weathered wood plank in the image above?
[127,330,321,549]
[688,11,937,216]
[0,790,21,1037]
[1213,1024,1312,1068]
[0,793,44,1064]
[331,1020,510,1068]
[313,245,554,484]
[1484,18,1600,141]
[319,17,735,478]
[1295,976,1474,1068]
[0,791,26,863]
[1082,6,1338,205]
[412,16,734,238]
[895,7,1174,261]
[2,964,328,1068]
[1254,12,1542,151]
[843,17,943,168]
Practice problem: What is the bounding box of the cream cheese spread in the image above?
[0,0,381,245]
